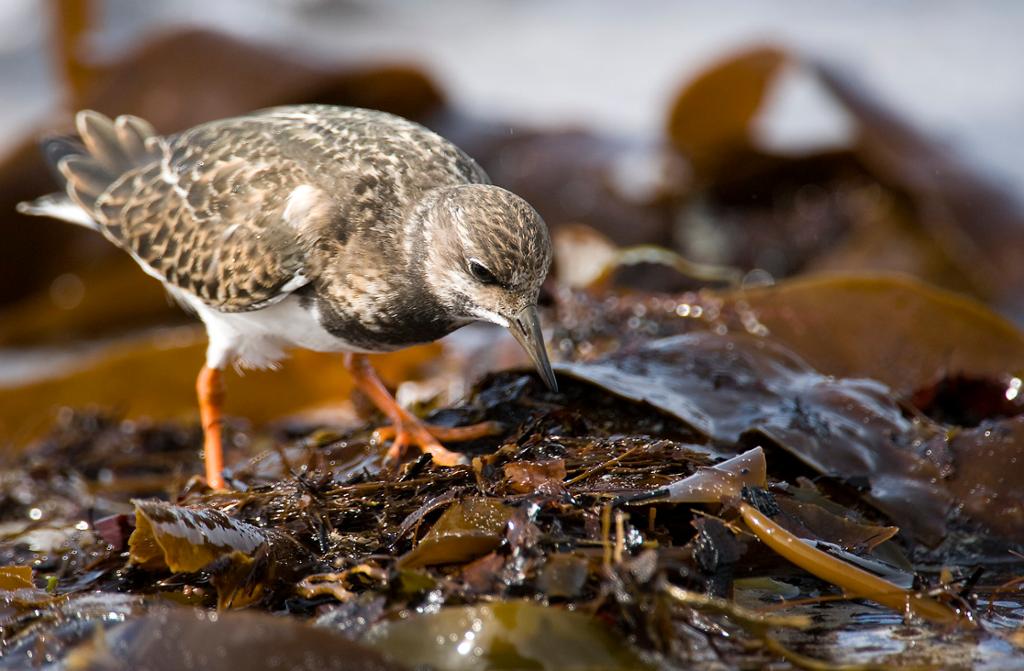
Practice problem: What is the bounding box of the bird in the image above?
[18,104,557,489]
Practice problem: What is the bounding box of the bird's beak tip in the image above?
[510,305,558,393]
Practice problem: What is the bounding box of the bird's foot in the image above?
[374,417,502,466]
[344,352,502,467]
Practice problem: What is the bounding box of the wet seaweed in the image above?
[2,337,1022,668]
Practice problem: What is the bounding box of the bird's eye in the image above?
[468,259,498,285]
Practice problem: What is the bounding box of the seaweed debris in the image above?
[3,282,1023,668]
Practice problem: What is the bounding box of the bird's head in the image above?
[415,184,557,391]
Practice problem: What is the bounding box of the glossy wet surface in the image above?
[2,287,1022,668]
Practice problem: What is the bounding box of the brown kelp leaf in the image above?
[663,49,977,292]
[740,503,963,626]
[0,592,142,667]
[79,29,444,135]
[128,500,268,572]
[64,607,407,671]
[813,61,1024,317]
[775,498,899,552]
[0,257,186,347]
[503,459,567,495]
[0,565,51,610]
[558,332,907,463]
[731,274,1024,395]
[398,498,514,569]
[537,554,590,599]
[666,45,789,178]
[460,552,507,594]
[0,328,441,444]
[564,272,1024,399]
[0,566,33,590]
[127,500,308,608]
[559,331,951,543]
[664,44,1024,311]
[364,602,647,670]
[941,416,1024,539]
[552,224,741,292]
[556,272,1024,399]
[0,568,53,609]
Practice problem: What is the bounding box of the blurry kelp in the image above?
[663,45,1024,317]
[0,327,443,444]
[63,608,407,671]
[452,45,1024,317]
[12,37,1024,348]
[3,272,1024,668]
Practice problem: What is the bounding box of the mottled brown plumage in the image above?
[41,107,487,313]
[19,104,557,485]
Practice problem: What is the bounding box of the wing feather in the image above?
[64,112,319,311]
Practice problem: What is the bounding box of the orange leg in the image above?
[196,366,226,489]
[342,353,500,466]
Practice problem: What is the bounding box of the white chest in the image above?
[173,289,372,369]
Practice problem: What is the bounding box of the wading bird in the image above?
[19,105,557,489]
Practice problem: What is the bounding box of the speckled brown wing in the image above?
[59,111,316,312]
[49,106,490,313]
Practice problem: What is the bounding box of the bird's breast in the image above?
[305,284,459,352]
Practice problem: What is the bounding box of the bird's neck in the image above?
[309,252,460,352]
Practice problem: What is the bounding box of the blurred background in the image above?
[2,0,1024,442]
[4,0,1024,186]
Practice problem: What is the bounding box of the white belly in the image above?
[172,289,371,369]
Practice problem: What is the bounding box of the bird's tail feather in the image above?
[39,134,84,185]
[44,110,160,209]
[16,193,99,230]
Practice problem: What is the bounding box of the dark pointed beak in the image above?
[509,305,558,392]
